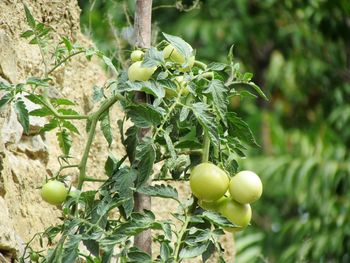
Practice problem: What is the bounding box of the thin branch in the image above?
[47,50,84,75]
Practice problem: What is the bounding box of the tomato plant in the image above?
[41,180,68,205]
[0,5,267,263]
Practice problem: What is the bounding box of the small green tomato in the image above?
[163,44,195,71]
[229,170,263,204]
[217,197,252,232]
[41,180,68,205]
[189,163,229,202]
[130,50,144,62]
[128,61,157,81]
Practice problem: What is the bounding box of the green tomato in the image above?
[128,61,157,81]
[190,163,229,202]
[30,252,39,262]
[217,197,252,232]
[198,196,225,211]
[229,170,263,204]
[130,50,144,62]
[163,44,195,71]
[41,180,68,205]
[165,76,189,98]
[175,76,189,96]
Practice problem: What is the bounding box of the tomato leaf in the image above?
[207,62,227,71]
[62,37,73,52]
[25,94,44,105]
[51,98,75,106]
[62,120,80,135]
[126,104,163,128]
[62,235,81,263]
[191,102,219,146]
[119,80,165,99]
[136,184,178,200]
[179,242,209,259]
[142,47,164,67]
[26,77,51,87]
[202,241,216,262]
[163,128,176,160]
[23,4,36,28]
[14,99,29,134]
[102,55,118,76]
[201,211,238,228]
[203,79,228,123]
[57,129,72,155]
[226,112,259,147]
[107,167,136,218]
[0,93,13,108]
[20,30,34,38]
[115,210,156,236]
[124,126,139,162]
[162,32,193,59]
[57,108,79,116]
[127,247,152,262]
[41,118,59,132]
[100,110,113,146]
[29,107,52,117]
[92,86,104,102]
[134,137,156,187]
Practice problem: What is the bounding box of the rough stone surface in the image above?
[0,1,123,261]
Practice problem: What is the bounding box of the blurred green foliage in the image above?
[78,0,350,262]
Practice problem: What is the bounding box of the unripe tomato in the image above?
[30,252,39,262]
[130,50,144,62]
[217,197,252,232]
[175,76,189,96]
[128,61,157,81]
[41,180,68,205]
[190,163,229,202]
[229,170,263,204]
[198,196,225,211]
[163,44,195,71]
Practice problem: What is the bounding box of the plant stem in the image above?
[41,95,89,119]
[174,196,198,262]
[174,131,211,261]
[76,93,124,190]
[202,131,210,163]
[77,116,97,190]
[47,51,85,75]
[194,60,207,70]
[83,176,106,182]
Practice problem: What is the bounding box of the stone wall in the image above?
[0,1,123,261]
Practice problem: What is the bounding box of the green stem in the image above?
[201,131,210,163]
[174,131,211,261]
[47,51,85,75]
[77,116,97,190]
[174,196,198,262]
[41,95,89,120]
[76,93,125,190]
[153,90,183,139]
[83,177,106,182]
[194,60,207,70]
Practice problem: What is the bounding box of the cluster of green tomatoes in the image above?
[128,43,194,97]
[190,163,263,232]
